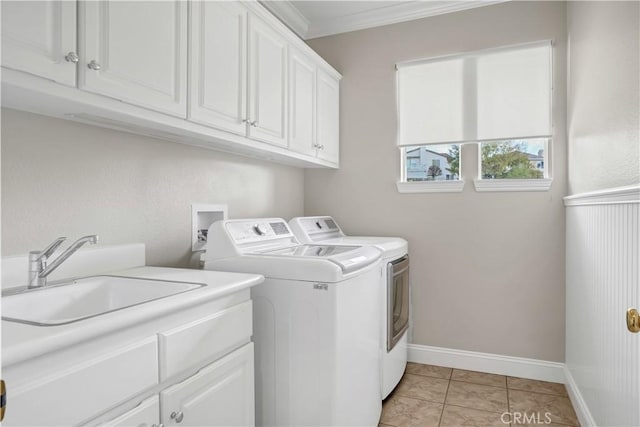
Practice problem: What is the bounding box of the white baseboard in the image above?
[564,367,596,427]
[408,344,565,383]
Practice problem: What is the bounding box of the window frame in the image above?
[397,139,554,193]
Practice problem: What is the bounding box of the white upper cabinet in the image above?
[1,0,340,168]
[190,4,292,149]
[288,47,341,165]
[316,68,340,164]
[79,1,187,117]
[189,1,247,135]
[288,47,317,157]
[1,1,77,86]
[248,15,288,147]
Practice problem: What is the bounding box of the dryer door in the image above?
[387,256,410,351]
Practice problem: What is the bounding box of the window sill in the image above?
[473,178,553,192]
[396,180,464,193]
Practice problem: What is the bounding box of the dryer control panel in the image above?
[289,216,344,243]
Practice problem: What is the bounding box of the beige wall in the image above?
[1,108,304,266]
[567,1,640,195]
[306,1,567,361]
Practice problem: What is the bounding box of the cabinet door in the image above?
[161,343,254,427]
[98,395,160,427]
[1,1,77,86]
[288,48,316,157]
[248,16,287,147]
[189,1,247,135]
[79,1,187,117]
[316,69,340,164]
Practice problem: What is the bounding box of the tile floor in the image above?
[380,362,579,427]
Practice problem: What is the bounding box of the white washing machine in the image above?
[204,218,383,427]
[289,216,409,399]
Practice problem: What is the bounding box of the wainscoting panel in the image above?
[565,185,640,427]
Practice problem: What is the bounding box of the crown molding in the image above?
[303,0,510,39]
[259,1,310,39]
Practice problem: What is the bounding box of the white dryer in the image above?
[204,218,383,427]
[289,216,409,399]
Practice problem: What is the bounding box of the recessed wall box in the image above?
[191,204,227,251]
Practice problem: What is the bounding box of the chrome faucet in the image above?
[28,235,99,288]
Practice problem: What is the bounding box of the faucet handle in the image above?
[40,237,67,258]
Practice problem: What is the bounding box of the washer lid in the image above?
[260,244,359,257]
[320,236,408,260]
[259,244,381,274]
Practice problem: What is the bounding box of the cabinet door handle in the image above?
[250,121,258,127]
[64,52,79,63]
[627,308,640,333]
[170,411,184,423]
[87,60,101,71]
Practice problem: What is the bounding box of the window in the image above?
[396,41,552,193]
[407,157,421,170]
[480,138,548,179]
[401,144,462,190]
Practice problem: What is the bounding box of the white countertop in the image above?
[2,266,264,366]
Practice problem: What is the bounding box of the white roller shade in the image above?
[397,58,465,145]
[476,44,551,140]
[396,41,552,147]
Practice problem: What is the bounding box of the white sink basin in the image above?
[2,275,206,326]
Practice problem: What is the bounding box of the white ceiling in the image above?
[262,1,509,39]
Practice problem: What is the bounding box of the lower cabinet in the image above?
[161,343,255,427]
[99,344,254,427]
[4,296,255,427]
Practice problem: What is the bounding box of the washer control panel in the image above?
[226,220,292,243]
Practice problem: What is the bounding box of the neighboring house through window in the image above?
[405,146,458,181]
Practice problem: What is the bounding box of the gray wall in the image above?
[1,108,304,267]
[306,1,567,361]
[567,1,640,195]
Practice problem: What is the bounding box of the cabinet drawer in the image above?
[97,395,160,427]
[5,336,158,427]
[159,300,252,380]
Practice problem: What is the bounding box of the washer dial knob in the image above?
[253,224,269,236]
